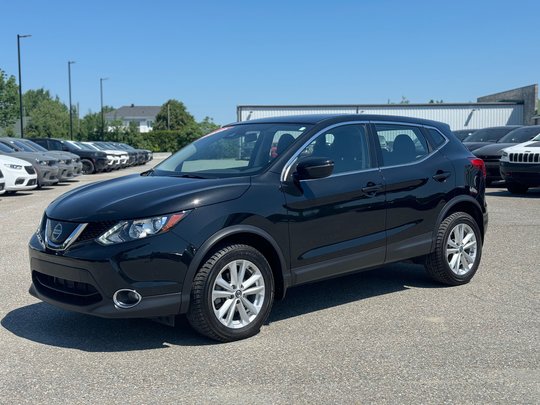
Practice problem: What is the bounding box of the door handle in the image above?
[361,182,383,196]
[432,170,451,182]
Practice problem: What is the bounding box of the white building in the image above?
[237,85,538,130]
[105,105,160,133]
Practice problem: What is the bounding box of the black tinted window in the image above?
[49,140,63,151]
[428,129,446,147]
[466,127,515,142]
[498,126,540,143]
[375,124,429,166]
[298,124,371,174]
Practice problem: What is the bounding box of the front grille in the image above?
[25,166,36,174]
[509,152,540,163]
[33,271,102,306]
[477,155,499,162]
[77,220,118,243]
[48,161,57,167]
[65,159,72,164]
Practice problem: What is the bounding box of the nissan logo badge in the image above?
[52,223,63,241]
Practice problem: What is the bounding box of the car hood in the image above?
[45,151,78,160]
[502,140,540,153]
[463,141,493,151]
[0,151,53,165]
[46,174,251,222]
[473,143,516,157]
[0,154,34,166]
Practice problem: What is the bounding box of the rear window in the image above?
[466,127,516,142]
[498,127,540,143]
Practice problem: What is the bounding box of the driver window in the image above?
[298,124,371,174]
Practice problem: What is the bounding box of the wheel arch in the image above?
[179,225,289,313]
[433,195,485,250]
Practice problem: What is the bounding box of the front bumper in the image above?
[500,161,540,186]
[483,160,502,181]
[38,165,60,186]
[28,230,193,319]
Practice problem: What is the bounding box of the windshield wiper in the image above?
[174,173,207,179]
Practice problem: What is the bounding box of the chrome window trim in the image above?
[45,220,88,251]
[280,121,371,182]
[280,121,450,181]
[371,122,449,170]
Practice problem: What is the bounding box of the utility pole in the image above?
[68,61,76,140]
[167,101,170,130]
[17,34,31,138]
[100,77,108,141]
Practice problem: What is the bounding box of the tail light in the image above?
[469,158,486,178]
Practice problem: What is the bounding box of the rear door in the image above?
[373,122,455,263]
[283,122,387,284]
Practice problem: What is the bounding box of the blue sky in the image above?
[1,0,538,124]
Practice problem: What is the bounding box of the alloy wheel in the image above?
[445,223,477,276]
[211,259,266,329]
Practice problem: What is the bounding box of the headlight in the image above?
[97,211,190,245]
[35,159,48,165]
[35,214,45,247]
[4,164,22,170]
[58,159,66,164]
[502,151,508,157]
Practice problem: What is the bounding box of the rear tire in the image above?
[187,244,274,342]
[81,159,95,174]
[506,183,529,194]
[425,212,482,286]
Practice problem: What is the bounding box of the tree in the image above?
[198,116,220,135]
[24,90,70,138]
[154,99,197,130]
[0,69,19,131]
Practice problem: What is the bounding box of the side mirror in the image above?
[295,157,334,181]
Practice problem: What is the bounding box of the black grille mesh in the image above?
[77,221,118,243]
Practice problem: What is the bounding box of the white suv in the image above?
[500,134,540,194]
[0,154,38,194]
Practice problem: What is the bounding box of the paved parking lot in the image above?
[0,156,538,404]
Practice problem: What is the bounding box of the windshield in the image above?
[10,140,37,152]
[466,127,516,142]
[498,126,540,143]
[155,123,311,178]
[84,143,102,151]
[0,142,15,153]
[23,140,49,152]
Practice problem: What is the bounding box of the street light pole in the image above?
[17,34,31,138]
[68,61,76,140]
[100,77,108,141]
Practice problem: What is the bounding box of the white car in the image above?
[500,134,540,194]
[0,168,5,195]
[82,142,129,170]
[0,154,38,194]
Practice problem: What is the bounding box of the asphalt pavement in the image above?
[0,158,538,404]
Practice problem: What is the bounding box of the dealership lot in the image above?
[0,155,538,403]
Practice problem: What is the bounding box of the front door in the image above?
[282,123,387,285]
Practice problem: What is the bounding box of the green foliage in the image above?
[0,69,19,130]
[139,126,202,152]
[198,116,220,135]
[25,91,70,138]
[154,99,197,130]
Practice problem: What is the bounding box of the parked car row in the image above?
[453,125,540,193]
[29,138,153,174]
[0,137,152,195]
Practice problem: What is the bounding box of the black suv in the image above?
[29,115,488,341]
[29,138,108,174]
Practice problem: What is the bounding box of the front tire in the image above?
[81,159,95,174]
[425,212,482,286]
[506,183,529,194]
[187,244,274,342]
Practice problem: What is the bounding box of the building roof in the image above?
[105,105,161,120]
